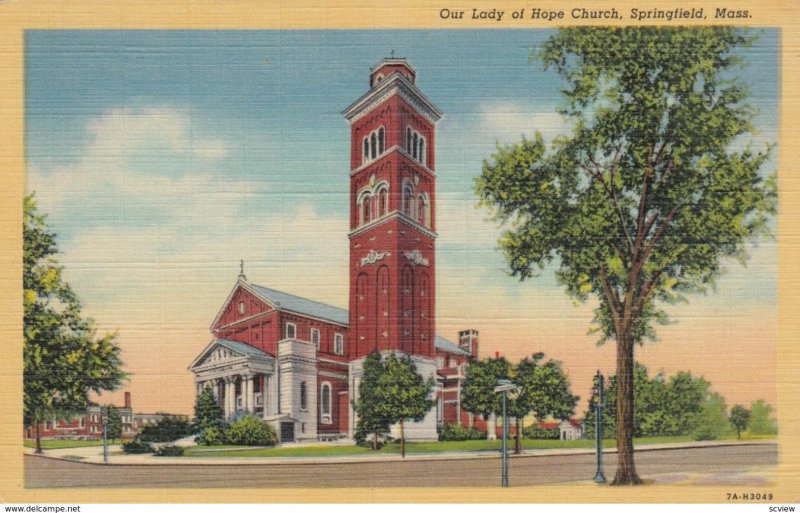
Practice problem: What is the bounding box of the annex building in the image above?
[189,58,481,443]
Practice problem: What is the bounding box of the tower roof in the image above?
[344,62,442,124]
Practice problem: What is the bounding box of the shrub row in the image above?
[438,424,486,441]
[195,415,278,447]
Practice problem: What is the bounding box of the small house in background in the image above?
[559,419,585,440]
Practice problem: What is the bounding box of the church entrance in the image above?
[280,422,295,443]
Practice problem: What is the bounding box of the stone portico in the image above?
[189,337,318,442]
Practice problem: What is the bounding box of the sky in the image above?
[25,29,779,416]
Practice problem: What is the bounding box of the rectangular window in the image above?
[285,322,296,340]
[79,418,85,428]
[436,357,444,368]
[311,328,320,349]
[334,333,344,355]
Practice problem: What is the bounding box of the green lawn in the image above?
[24,439,109,450]
[185,435,702,458]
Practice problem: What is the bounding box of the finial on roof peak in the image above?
[238,259,247,281]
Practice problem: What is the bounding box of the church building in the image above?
[189,58,479,443]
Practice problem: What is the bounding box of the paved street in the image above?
[25,443,776,488]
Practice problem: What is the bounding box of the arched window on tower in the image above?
[378,187,388,218]
[370,132,377,160]
[406,127,412,154]
[402,184,414,218]
[363,137,370,164]
[378,127,385,154]
[412,133,418,160]
[417,195,427,226]
[419,138,425,165]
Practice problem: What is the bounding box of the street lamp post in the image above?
[494,378,518,488]
[101,407,109,464]
[593,370,607,484]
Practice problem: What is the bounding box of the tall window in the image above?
[321,383,332,423]
[363,196,371,223]
[417,195,426,226]
[377,187,388,218]
[311,328,320,349]
[406,127,426,165]
[285,322,296,340]
[238,301,245,314]
[403,184,414,217]
[300,381,307,410]
[334,333,344,355]
[362,127,387,165]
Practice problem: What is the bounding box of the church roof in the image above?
[216,338,271,358]
[248,283,349,326]
[435,336,471,356]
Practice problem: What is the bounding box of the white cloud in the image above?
[479,101,571,145]
[85,106,230,161]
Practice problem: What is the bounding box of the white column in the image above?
[244,375,254,414]
[225,377,235,419]
[267,373,279,416]
[262,375,269,420]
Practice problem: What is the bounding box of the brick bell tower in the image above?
[343,58,442,440]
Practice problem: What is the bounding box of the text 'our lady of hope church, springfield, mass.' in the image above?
[438,7,750,22]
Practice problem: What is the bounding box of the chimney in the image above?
[124,391,131,409]
[458,329,479,361]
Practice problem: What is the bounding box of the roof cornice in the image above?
[343,73,442,126]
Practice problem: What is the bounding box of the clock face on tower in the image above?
[343,59,442,359]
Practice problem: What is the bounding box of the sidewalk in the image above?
[24,439,776,467]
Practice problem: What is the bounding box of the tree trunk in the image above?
[373,429,378,450]
[514,418,522,455]
[400,419,405,458]
[612,333,642,485]
[35,421,42,454]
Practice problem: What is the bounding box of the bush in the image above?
[225,415,278,446]
[195,425,226,446]
[438,424,487,441]
[523,425,560,440]
[154,445,184,457]
[138,415,193,443]
[122,439,154,454]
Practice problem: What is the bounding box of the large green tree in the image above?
[692,392,734,441]
[475,28,775,484]
[352,352,392,449]
[584,363,710,439]
[510,353,577,454]
[729,404,751,439]
[376,353,435,458]
[748,400,778,435]
[24,194,126,453]
[460,356,511,436]
[193,385,225,433]
[104,405,123,443]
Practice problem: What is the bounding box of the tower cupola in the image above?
[370,57,416,87]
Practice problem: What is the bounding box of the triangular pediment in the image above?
[210,280,275,331]
[189,338,272,371]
